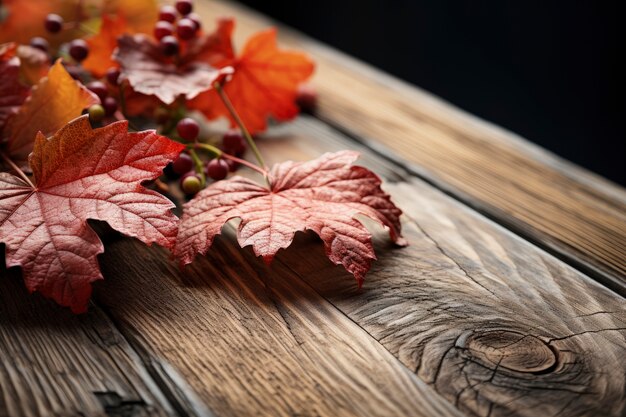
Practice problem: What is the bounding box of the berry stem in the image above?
[1,153,35,188]
[189,143,268,176]
[188,148,206,186]
[213,82,267,170]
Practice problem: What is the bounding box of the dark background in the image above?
[239,1,625,185]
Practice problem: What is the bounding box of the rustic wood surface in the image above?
[1,1,626,417]
[204,0,626,294]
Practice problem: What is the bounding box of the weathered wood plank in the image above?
[0,262,175,417]
[205,0,626,293]
[93,235,463,417]
[251,116,626,417]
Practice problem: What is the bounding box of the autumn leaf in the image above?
[189,28,315,133]
[101,0,158,35]
[115,34,226,105]
[82,15,128,78]
[16,45,50,85]
[0,43,29,137]
[0,0,61,44]
[1,60,98,168]
[175,151,405,284]
[0,116,184,313]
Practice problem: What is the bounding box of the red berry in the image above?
[176,18,196,40]
[86,81,108,100]
[172,153,194,175]
[154,21,174,40]
[160,35,179,56]
[29,37,49,53]
[175,0,193,16]
[187,13,202,31]
[296,84,318,112]
[45,14,63,34]
[181,174,202,195]
[158,5,178,23]
[225,158,240,172]
[222,129,246,154]
[206,159,228,181]
[176,118,199,141]
[69,39,89,62]
[106,68,120,85]
[102,97,118,116]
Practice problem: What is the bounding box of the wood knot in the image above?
[457,330,556,373]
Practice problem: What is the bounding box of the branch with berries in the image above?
[0,0,406,313]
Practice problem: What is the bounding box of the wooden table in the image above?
[2,1,625,416]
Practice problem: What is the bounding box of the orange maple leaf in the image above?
[2,60,98,168]
[82,15,128,78]
[189,27,315,133]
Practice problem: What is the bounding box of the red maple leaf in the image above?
[188,27,315,133]
[0,116,184,313]
[174,151,406,284]
[0,43,29,137]
[114,34,227,105]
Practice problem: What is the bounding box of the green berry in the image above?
[88,104,105,122]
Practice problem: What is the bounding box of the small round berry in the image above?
[187,13,202,31]
[225,158,240,172]
[176,117,200,141]
[176,18,196,40]
[222,129,246,154]
[106,68,120,85]
[158,5,178,23]
[175,0,193,16]
[295,84,318,113]
[86,81,108,100]
[29,37,49,53]
[206,159,229,181]
[69,39,89,62]
[160,35,179,56]
[102,97,118,116]
[172,153,194,175]
[45,14,64,34]
[181,174,202,195]
[88,104,105,122]
[154,20,174,40]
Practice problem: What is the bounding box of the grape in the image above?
[222,129,246,154]
[158,5,178,23]
[106,68,120,85]
[102,97,118,116]
[176,118,200,141]
[172,153,194,175]
[160,36,179,56]
[29,37,49,53]
[187,13,202,31]
[175,0,193,16]
[176,19,196,40]
[206,159,229,181]
[44,14,63,34]
[88,104,105,122]
[86,81,108,100]
[154,21,174,40]
[69,39,89,62]
[181,174,202,195]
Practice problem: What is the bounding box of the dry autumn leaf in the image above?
[1,60,98,168]
[115,34,225,105]
[175,151,405,284]
[0,43,29,137]
[189,28,315,133]
[0,116,184,312]
[82,15,127,78]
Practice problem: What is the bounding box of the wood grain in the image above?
[252,116,626,417]
[0,262,175,417]
[93,235,462,417]
[204,0,626,294]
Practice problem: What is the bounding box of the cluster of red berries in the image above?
[154,0,202,57]
[168,118,248,195]
[43,14,90,63]
[85,78,120,123]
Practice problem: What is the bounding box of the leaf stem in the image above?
[188,148,206,186]
[1,153,35,188]
[213,82,267,170]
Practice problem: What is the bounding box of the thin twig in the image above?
[1,152,35,188]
